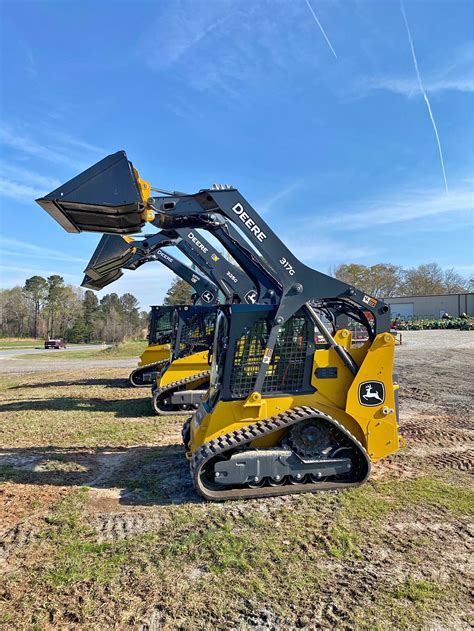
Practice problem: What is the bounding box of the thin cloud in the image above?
[291,238,378,263]
[0,124,105,172]
[0,164,61,201]
[0,237,88,264]
[359,76,474,97]
[400,0,449,193]
[0,264,78,280]
[0,124,86,171]
[259,180,303,215]
[139,2,333,107]
[320,186,473,230]
[0,163,61,190]
[0,178,50,202]
[304,0,337,59]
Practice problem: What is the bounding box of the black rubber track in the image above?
[151,371,210,416]
[129,359,168,388]
[192,405,371,501]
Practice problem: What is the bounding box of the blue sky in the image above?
[1,0,473,308]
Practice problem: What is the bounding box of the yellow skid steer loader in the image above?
[36,150,402,500]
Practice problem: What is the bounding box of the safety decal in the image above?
[262,348,273,364]
[358,381,385,406]
[362,295,378,308]
[211,253,220,262]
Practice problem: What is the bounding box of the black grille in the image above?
[149,310,174,345]
[178,312,216,358]
[230,312,312,397]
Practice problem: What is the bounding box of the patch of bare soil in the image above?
[0,483,71,565]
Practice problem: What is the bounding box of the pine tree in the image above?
[163,278,193,305]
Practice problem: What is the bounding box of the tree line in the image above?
[333,262,472,298]
[1,263,471,341]
[165,262,472,304]
[0,275,148,343]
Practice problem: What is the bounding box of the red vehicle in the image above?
[44,338,66,349]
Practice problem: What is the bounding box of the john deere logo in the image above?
[358,381,385,407]
[244,290,258,304]
[201,291,214,304]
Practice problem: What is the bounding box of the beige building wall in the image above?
[385,293,473,318]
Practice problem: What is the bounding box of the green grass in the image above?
[358,577,451,630]
[395,576,443,603]
[14,340,147,360]
[0,368,172,448]
[0,339,42,348]
[5,479,470,629]
[377,476,474,516]
[40,490,127,588]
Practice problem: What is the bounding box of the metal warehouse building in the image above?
[385,293,473,319]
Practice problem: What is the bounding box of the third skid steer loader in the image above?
[36,150,402,501]
[81,231,221,389]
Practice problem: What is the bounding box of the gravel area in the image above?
[397,329,474,350]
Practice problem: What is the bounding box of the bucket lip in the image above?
[83,234,134,277]
[35,150,146,234]
[81,269,123,290]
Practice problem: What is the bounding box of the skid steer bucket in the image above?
[36,151,146,234]
[84,234,134,280]
[81,269,123,290]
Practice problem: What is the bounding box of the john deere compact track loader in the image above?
[80,231,221,387]
[37,150,401,501]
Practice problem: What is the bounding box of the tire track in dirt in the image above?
[401,413,473,447]
[93,512,169,542]
[425,448,474,472]
[0,522,34,564]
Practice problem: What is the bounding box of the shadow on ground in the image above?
[7,377,131,390]
[0,444,197,505]
[0,396,154,418]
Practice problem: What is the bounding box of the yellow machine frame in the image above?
[189,330,400,461]
[138,343,171,368]
[156,350,210,390]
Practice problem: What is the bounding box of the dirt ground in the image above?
[0,331,473,629]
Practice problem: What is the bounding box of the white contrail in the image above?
[304,0,337,59]
[400,0,449,193]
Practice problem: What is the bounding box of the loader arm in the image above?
[150,189,391,385]
[81,233,219,305]
[141,228,256,302]
[130,248,219,305]
[173,228,258,304]
[151,190,390,333]
[156,214,281,306]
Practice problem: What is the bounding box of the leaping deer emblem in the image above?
[362,384,383,403]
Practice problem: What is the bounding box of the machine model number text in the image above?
[280,257,295,275]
